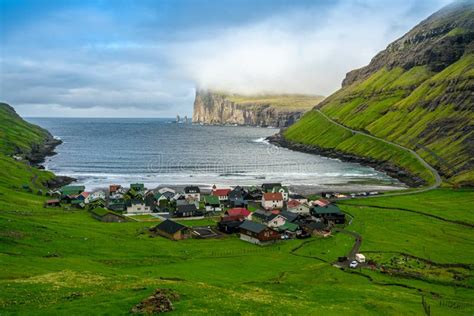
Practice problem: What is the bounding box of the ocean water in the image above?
[26,117,403,191]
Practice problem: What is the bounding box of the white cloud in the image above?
[170,0,450,96]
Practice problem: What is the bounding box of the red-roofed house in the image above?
[225,208,251,218]
[262,192,283,210]
[212,188,231,202]
[313,199,330,207]
[287,200,310,214]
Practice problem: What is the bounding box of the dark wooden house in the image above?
[239,220,280,245]
[310,204,346,224]
[151,219,192,240]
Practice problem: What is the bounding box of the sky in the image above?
[0,0,452,117]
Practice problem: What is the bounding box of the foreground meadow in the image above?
[1,187,473,315]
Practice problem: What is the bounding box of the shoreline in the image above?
[26,135,76,188]
[266,133,426,188]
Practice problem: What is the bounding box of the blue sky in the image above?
[0,0,451,117]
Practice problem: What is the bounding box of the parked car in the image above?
[349,261,358,268]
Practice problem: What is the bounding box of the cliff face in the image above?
[192,90,321,127]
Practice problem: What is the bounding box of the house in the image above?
[90,208,128,222]
[203,195,222,212]
[126,200,151,214]
[225,208,251,219]
[44,199,61,207]
[130,183,145,192]
[159,191,173,201]
[311,204,345,224]
[89,190,106,202]
[245,186,263,201]
[184,186,200,201]
[279,210,299,223]
[71,199,85,209]
[286,200,310,214]
[298,220,327,235]
[158,187,176,195]
[271,186,289,201]
[174,204,201,218]
[77,191,91,203]
[151,220,192,241]
[60,185,85,196]
[261,192,283,210]
[217,218,243,234]
[109,184,121,194]
[313,199,331,207]
[211,188,231,202]
[108,199,126,212]
[228,186,248,207]
[262,183,282,192]
[266,214,287,228]
[251,209,272,223]
[277,222,300,238]
[289,193,308,204]
[239,221,280,245]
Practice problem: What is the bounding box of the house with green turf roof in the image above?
[203,195,222,212]
[60,185,85,196]
[89,208,128,222]
[277,222,300,238]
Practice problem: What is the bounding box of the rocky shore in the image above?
[266,133,426,188]
[25,135,76,188]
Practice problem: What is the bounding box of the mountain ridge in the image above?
[282,1,474,186]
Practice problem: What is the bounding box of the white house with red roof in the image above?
[286,199,310,214]
[212,188,232,202]
[262,192,284,210]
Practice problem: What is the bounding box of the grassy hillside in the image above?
[284,3,474,187]
[0,103,56,194]
[0,103,52,156]
[217,92,324,111]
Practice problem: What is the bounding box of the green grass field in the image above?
[1,186,473,315]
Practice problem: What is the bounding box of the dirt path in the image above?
[316,110,442,197]
[334,228,362,259]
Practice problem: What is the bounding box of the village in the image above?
[44,182,374,267]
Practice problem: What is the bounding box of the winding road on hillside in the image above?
[315,110,442,197]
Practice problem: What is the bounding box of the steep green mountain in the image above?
[284,1,474,186]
